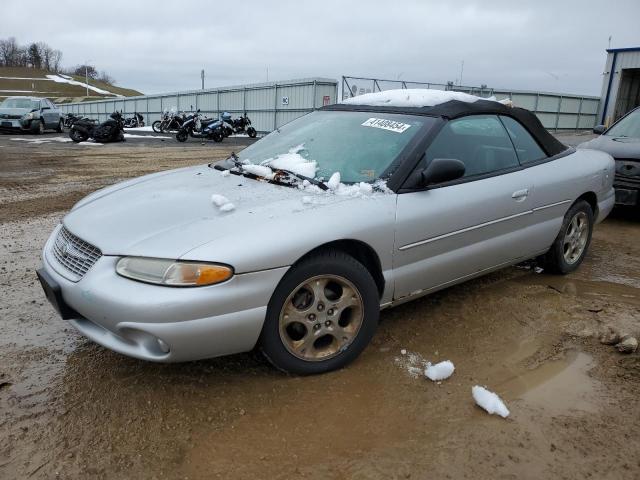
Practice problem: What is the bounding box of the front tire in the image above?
[176,130,188,142]
[56,119,64,133]
[247,127,257,138]
[152,120,162,133]
[33,119,45,134]
[544,199,593,274]
[259,250,379,375]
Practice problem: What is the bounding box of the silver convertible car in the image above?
[37,90,615,374]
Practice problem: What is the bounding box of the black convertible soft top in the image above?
[323,99,568,157]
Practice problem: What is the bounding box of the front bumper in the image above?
[596,187,616,223]
[614,160,640,206]
[39,226,289,362]
[0,118,35,131]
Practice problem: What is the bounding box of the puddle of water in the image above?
[499,351,600,414]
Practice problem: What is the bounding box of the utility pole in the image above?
[201,69,205,90]
[84,59,91,97]
[459,60,465,86]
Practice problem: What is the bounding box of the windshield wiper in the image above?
[271,168,329,191]
[214,153,328,191]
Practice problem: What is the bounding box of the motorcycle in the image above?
[63,113,95,128]
[175,110,224,143]
[152,109,186,133]
[225,112,257,138]
[124,112,144,128]
[69,111,125,143]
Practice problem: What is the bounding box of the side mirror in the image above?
[41,106,50,111]
[593,125,606,135]
[420,158,466,186]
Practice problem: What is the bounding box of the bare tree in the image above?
[50,49,62,72]
[38,41,53,70]
[74,64,98,79]
[0,37,20,66]
[98,71,115,85]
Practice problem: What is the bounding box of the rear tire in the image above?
[259,250,379,375]
[212,131,223,142]
[176,130,188,142]
[69,128,88,143]
[544,199,593,274]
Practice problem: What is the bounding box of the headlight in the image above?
[23,112,35,121]
[116,257,233,287]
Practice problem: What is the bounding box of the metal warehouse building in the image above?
[58,78,338,134]
[599,46,640,125]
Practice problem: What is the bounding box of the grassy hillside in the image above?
[0,67,142,103]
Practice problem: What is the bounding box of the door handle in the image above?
[512,189,529,201]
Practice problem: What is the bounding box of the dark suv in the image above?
[579,106,640,207]
[0,96,63,133]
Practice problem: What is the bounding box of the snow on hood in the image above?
[341,88,496,108]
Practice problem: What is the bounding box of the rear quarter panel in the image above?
[526,149,614,253]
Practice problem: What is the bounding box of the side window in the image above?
[424,115,519,178]
[500,116,546,164]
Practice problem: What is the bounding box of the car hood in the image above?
[578,135,640,160]
[63,164,388,266]
[0,107,31,116]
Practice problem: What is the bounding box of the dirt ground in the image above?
[1,131,639,480]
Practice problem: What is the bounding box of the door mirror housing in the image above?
[420,158,466,186]
[41,106,50,111]
[593,124,606,135]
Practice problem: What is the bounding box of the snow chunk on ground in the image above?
[394,350,430,378]
[123,133,171,139]
[219,202,235,212]
[11,137,72,144]
[425,360,455,381]
[220,169,231,177]
[124,126,155,132]
[342,89,495,108]
[261,144,317,178]
[211,194,230,207]
[472,386,510,418]
[77,141,103,146]
[301,196,313,204]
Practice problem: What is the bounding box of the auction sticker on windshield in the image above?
[361,118,412,133]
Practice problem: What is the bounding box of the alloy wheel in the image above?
[279,275,364,361]
[562,211,589,264]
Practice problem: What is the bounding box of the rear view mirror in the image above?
[593,125,606,135]
[421,158,466,186]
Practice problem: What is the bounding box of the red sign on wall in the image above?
[323,95,331,106]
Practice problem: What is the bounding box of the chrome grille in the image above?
[52,226,102,280]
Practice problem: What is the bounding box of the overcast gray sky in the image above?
[2,0,639,96]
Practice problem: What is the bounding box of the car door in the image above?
[43,99,56,127]
[393,115,535,300]
[499,115,575,255]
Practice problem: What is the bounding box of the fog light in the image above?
[157,338,170,353]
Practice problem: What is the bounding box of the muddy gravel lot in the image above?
[1,131,639,479]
